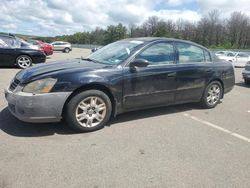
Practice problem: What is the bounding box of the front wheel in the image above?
[16,55,32,69]
[200,81,223,108]
[65,90,112,132]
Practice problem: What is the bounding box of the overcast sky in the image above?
[1,0,250,36]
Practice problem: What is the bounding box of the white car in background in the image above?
[215,51,232,57]
[217,52,250,67]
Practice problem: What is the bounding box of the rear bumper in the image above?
[5,87,71,123]
[45,50,53,56]
[33,54,46,64]
[243,70,250,80]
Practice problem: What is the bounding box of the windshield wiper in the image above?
[81,57,107,65]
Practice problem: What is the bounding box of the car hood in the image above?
[16,59,111,83]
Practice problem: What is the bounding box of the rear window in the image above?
[237,53,249,58]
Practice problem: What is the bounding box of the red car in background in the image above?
[27,40,53,56]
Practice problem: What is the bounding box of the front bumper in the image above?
[5,87,71,123]
[242,70,250,80]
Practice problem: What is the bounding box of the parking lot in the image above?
[0,48,250,187]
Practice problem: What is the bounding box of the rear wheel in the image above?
[65,90,112,132]
[64,48,70,53]
[16,55,32,69]
[200,81,222,108]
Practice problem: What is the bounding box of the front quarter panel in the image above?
[52,67,124,113]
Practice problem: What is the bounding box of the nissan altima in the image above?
[5,38,235,132]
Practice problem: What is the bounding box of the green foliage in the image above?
[104,23,127,44]
[34,11,250,49]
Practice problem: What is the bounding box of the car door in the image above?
[52,42,61,50]
[174,42,214,103]
[123,42,178,110]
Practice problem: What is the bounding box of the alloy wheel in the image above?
[206,84,221,106]
[75,96,107,128]
[17,56,32,69]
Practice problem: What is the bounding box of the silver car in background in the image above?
[51,41,72,53]
[216,51,250,67]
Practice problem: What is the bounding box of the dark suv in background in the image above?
[0,34,46,69]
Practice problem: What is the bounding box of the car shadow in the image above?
[0,66,20,69]
[0,108,75,137]
[235,81,250,88]
[0,103,198,137]
[110,103,196,125]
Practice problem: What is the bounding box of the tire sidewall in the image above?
[202,81,223,108]
[64,48,70,53]
[66,90,112,132]
[16,55,32,69]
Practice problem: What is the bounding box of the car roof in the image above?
[0,33,16,38]
[122,37,209,51]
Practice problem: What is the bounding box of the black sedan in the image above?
[5,37,235,132]
[0,34,46,69]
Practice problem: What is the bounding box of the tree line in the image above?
[36,10,250,49]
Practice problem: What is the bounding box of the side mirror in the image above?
[130,59,149,68]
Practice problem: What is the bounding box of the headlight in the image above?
[22,78,57,94]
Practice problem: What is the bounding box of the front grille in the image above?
[9,79,20,91]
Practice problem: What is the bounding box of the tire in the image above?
[16,55,32,69]
[65,90,112,132]
[245,79,250,85]
[64,48,70,53]
[200,81,223,109]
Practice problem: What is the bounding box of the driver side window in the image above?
[136,43,175,65]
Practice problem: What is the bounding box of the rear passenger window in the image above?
[204,50,212,62]
[136,43,175,65]
[176,43,205,63]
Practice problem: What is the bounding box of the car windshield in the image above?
[87,40,144,65]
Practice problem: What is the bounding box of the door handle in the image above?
[167,72,177,78]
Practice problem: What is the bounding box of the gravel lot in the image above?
[0,48,250,188]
